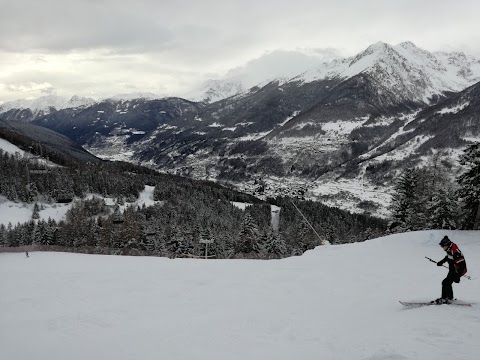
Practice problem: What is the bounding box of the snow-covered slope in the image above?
[0,137,27,157]
[0,136,158,226]
[105,92,164,102]
[188,78,246,103]
[1,230,479,360]
[188,42,480,104]
[0,93,165,115]
[0,183,159,228]
[297,41,480,104]
[187,50,340,102]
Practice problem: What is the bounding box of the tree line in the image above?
[388,143,480,232]
[0,148,386,258]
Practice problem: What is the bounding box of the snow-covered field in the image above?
[0,186,160,228]
[1,230,480,360]
[0,197,73,227]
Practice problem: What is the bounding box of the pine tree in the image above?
[264,230,287,258]
[47,218,58,246]
[414,153,459,230]
[31,224,42,245]
[237,213,261,254]
[389,168,425,232]
[32,203,40,220]
[297,221,318,251]
[0,224,8,247]
[98,218,115,249]
[220,233,236,259]
[154,235,168,257]
[427,185,457,229]
[143,225,156,252]
[165,225,187,258]
[85,218,99,247]
[18,225,31,246]
[5,223,16,247]
[55,223,72,247]
[121,206,142,249]
[456,143,480,229]
[182,229,196,256]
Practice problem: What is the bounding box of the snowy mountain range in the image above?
[3,41,479,113]
[1,41,480,217]
[192,41,480,104]
[296,41,480,101]
[105,92,164,102]
[0,95,96,117]
[186,49,341,103]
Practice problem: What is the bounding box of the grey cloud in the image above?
[5,82,53,93]
[2,0,479,57]
[0,0,479,101]
[225,49,342,88]
[0,0,259,54]
[0,7,174,52]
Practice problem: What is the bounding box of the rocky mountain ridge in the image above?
[198,41,480,104]
[1,41,479,217]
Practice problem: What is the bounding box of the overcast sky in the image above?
[1,0,479,102]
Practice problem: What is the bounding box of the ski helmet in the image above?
[439,236,451,247]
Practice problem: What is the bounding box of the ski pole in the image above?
[425,256,472,280]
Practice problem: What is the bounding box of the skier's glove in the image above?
[437,261,444,266]
[453,275,461,283]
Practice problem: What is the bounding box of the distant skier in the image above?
[435,236,467,304]
[25,251,29,258]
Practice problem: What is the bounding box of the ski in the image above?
[400,300,472,308]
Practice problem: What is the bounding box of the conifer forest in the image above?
[1,137,479,259]
[0,146,386,259]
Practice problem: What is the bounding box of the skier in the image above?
[435,236,467,304]
[25,251,29,258]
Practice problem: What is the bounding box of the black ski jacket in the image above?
[438,242,467,277]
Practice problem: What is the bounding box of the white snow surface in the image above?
[105,92,163,102]
[230,201,252,210]
[1,230,479,360]
[0,186,159,227]
[0,130,161,226]
[187,42,480,104]
[0,138,26,156]
[0,93,164,114]
[0,137,61,169]
[0,95,95,113]
[297,42,480,104]
[437,101,470,114]
[0,196,73,227]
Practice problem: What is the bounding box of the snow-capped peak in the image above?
[68,95,97,108]
[187,49,342,103]
[187,78,246,103]
[397,41,420,50]
[105,92,163,102]
[361,41,392,54]
[0,95,96,114]
[192,41,479,105]
[297,41,480,104]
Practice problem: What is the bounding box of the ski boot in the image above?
[434,298,452,305]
